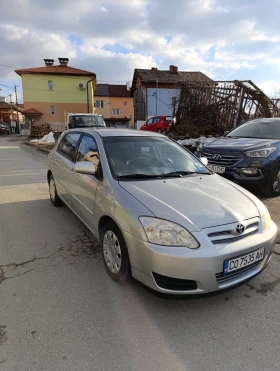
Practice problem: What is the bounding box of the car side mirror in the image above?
[224,130,229,136]
[201,157,208,166]
[144,123,148,126]
[74,161,96,175]
[68,122,74,129]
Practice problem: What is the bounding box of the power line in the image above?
[0,83,14,89]
[0,63,17,69]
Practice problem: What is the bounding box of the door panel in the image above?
[70,134,100,231]
[53,133,81,206]
[151,116,160,132]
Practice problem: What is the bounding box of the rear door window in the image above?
[58,133,81,162]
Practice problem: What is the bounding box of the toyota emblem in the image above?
[212,154,222,160]
[236,224,245,234]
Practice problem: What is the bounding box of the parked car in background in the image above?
[47,128,276,295]
[140,116,172,133]
[200,118,280,197]
[0,124,9,135]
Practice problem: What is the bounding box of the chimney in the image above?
[126,82,130,91]
[44,59,54,66]
[151,67,158,70]
[169,65,178,73]
[58,58,69,66]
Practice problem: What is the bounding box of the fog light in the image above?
[239,168,261,176]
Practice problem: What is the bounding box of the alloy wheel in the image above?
[49,178,56,201]
[103,230,122,274]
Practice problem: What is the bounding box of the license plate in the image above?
[208,164,225,174]
[224,248,265,275]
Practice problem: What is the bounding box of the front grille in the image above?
[202,151,243,167]
[152,272,197,291]
[208,222,259,245]
[216,262,259,284]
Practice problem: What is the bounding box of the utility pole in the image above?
[15,85,20,134]
[9,94,13,133]
[156,80,158,116]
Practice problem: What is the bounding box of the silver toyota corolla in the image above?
[47,128,277,294]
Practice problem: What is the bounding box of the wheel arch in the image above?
[47,170,52,184]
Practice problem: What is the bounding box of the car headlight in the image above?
[245,147,276,158]
[139,217,200,248]
[263,207,272,230]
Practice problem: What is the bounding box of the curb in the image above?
[24,140,51,154]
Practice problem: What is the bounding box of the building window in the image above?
[96,100,104,109]
[50,105,55,115]
[48,80,53,91]
[112,108,120,116]
[124,101,127,106]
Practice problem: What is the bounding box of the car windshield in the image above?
[227,119,280,139]
[102,136,210,179]
[73,115,106,127]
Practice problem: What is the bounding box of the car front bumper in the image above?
[123,221,277,294]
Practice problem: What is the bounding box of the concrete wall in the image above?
[94,96,110,118]
[23,102,90,123]
[110,97,133,122]
[22,74,95,104]
[95,96,134,124]
[147,88,180,117]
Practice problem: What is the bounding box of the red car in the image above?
[140,116,172,133]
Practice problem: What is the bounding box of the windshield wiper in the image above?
[158,171,210,177]
[118,171,210,180]
[117,174,161,179]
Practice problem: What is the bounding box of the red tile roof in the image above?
[23,108,43,115]
[15,65,96,77]
[109,84,131,97]
[0,101,24,112]
[95,84,131,97]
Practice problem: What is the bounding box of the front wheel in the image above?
[49,174,63,206]
[261,164,280,197]
[157,128,163,134]
[101,221,132,283]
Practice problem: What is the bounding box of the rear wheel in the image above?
[49,174,63,206]
[101,221,132,283]
[261,163,280,197]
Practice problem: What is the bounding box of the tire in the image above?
[101,221,132,283]
[157,128,163,134]
[261,163,280,197]
[49,174,63,206]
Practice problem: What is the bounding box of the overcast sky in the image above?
[1,0,280,102]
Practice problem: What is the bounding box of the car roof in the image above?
[67,128,164,138]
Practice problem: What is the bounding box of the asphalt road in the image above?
[1,135,280,371]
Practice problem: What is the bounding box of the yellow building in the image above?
[15,58,96,124]
[95,84,133,127]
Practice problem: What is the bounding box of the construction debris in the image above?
[169,80,280,139]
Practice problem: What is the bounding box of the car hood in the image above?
[203,137,279,152]
[119,174,262,232]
